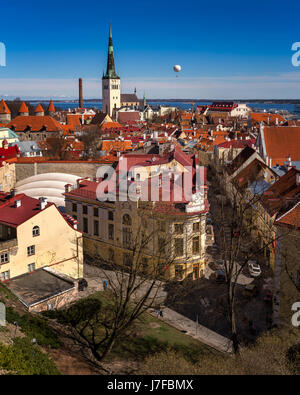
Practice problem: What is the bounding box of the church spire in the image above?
[104,25,119,79]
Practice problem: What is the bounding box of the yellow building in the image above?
[0,192,83,282]
[64,171,209,281]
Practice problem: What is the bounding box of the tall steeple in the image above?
[104,25,119,79]
[102,25,121,117]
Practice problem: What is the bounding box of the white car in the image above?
[248,261,261,277]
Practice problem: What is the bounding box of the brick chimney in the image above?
[79,78,83,109]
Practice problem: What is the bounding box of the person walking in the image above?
[103,279,108,291]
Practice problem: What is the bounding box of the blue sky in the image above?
[1,0,300,99]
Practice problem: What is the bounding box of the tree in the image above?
[51,208,175,365]
[79,125,101,159]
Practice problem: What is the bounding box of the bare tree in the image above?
[52,207,176,363]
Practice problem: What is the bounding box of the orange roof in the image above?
[67,114,82,127]
[102,140,132,152]
[263,126,300,165]
[0,99,11,114]
[251,112,286,125]
[18,101,29,113]
[8,115,64,133]
[34,103,44,113]
[276,202,300,230]
[47,100,55,113]
[101,122,122,130]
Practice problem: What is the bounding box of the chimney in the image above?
[79,78,83,109]
[10,188,16,197]
[15,199,21,208]
[39,197,47,210]
[65,184,72,193]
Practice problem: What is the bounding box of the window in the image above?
[94,208,99,217]
[123,214,132,226]
[123,253,132,267]
[158,221,166,232]
[297,270,300,289]
[174,238,184,256]
[193,236,200,254]
[108,211,114,221]
[193,222,200,232]
[28,263,35,272]
[108,248,114,263]
[72,203,77,212]
[83,205,88,215]
[94,220,99,236]
[27,245,35,256]
[32,226,40,237]
[108,224,114,240]
[83,218,88,234]
[0,271,10,281]
[175,265,183,280]
[174,223,184,234]
[0,252,9,264]
[123,227,132,248]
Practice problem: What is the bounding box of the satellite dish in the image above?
[173,65,181,73]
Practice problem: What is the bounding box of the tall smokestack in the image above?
[79,78,83,108]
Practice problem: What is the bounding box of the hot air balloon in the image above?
[173,65,181,72]
[173,65,181,78]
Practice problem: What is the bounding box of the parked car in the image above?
[78,278,88,291]
[242,284,258,298]
[248,261,261,277]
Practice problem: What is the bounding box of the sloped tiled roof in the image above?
[47,100,55,113]
[263,126,300,165]
[8,116,64,133]
[226,146,256,175]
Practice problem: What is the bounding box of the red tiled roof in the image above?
[263,126,300,165]
[18,101,29,113]
[118,112,140,124]
[8,116,64,133]
[275,201,300,230]
[34,103,44,113]
[0,193,53,227]
[0,99,11,114]
[261,168,300,216]
[47,100,55,113]
[217,138,256,149]
[251,113,286,125]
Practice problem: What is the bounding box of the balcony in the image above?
[0,238,18,251]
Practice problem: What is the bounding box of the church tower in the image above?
[102,25,120,117]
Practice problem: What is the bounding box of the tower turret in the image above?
[0,99,11,123]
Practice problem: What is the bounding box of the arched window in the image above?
[32,226,40,237]
[122,214,132,248]
[122,214,132,226]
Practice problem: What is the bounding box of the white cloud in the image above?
[1,72,300,99]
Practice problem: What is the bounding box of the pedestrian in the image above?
[157,308,161,318]
[160,310,163,318]
[103,279,108,291]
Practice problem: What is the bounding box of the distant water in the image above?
[30,100,300,115]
